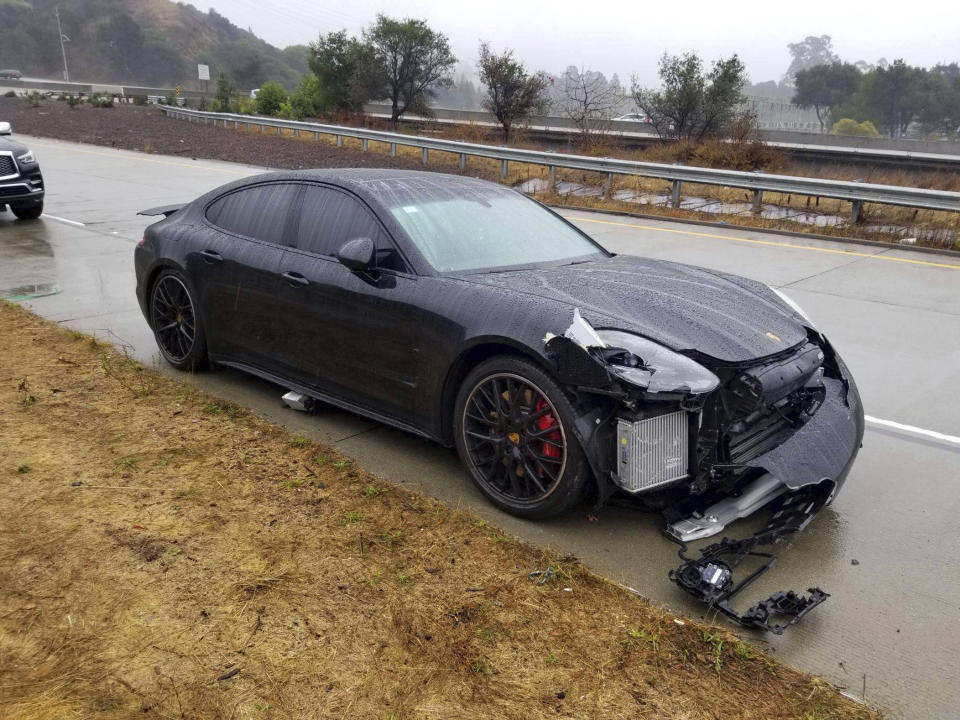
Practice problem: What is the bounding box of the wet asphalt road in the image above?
[3,136,959,720]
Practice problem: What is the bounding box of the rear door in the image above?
[274,184,423,422]
[192,182,299,372]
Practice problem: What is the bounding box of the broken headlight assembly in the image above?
[595,330,720,395]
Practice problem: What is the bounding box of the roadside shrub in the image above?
[255,81,289,116]
[164,91,177,106]
[66,95,81,109]
[89,93,114,108]
[56,92,67,102]
[233,97,255,115]
[832,118,881,137]
[642,137,785,172]
[4,90,16,98]
[288,74,321,120]
[132,94,147,106]
[22,91,44,108]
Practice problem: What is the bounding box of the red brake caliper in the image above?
[535,400,562,471]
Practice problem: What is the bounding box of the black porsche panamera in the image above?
[135,169,863,539]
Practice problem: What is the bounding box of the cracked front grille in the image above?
[0,155,17,178]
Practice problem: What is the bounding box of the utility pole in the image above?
[55,7,70,83]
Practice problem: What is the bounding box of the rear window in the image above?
[206,183,298,245]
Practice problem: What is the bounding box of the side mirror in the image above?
[335,236,376,272]
[0,122,11,136]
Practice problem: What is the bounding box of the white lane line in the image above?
[865,415,960,446]
[43,214,86,227]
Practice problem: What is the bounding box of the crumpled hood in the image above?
[457,255,808,363]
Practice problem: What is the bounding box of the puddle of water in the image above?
[1,282,61,301]
[518,179,953,243]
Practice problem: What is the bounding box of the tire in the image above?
[149,269,208,371]
[453,355,591,519]
[11,202,43,220]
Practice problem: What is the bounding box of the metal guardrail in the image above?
[161,106,960,221]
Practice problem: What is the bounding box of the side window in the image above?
[205,183,297,245]
[296,185,406,272]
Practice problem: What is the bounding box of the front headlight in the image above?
[770,286,816,328]
[595,330,720,395]
[16,150,35,165]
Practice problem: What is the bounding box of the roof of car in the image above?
[221,168,508,209]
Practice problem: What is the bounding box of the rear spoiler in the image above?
[138,204,185,217]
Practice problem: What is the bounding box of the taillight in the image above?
[138,236,147,247]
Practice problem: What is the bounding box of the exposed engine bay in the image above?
[543,309,864,633]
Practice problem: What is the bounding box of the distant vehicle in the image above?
[0,122,45,220]
[250,88,260,99]
[0,69,22,80]
[613,112,649,123]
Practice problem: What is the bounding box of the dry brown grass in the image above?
[0,302,880,720]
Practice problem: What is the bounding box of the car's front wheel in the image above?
[454,356,591,519]
[11,201,43,220]
[149,269,207,371]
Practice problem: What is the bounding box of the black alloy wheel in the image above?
[150,270,207,371]
[454,356,590,519]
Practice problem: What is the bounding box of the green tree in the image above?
[917,64,960,137]
[289,74,322,120]
[632,52,748,140]
[308,30,377,114]
[792,62,862,132]
[477,41,548,142]
[255,81,289,116]
[364,15,457,125]
[215,71,234,112]
[860,59,925,137]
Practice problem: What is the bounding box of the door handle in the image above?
[200,249,222,263]
[281,271,309,287]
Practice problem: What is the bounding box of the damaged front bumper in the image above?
[544,311,864,633]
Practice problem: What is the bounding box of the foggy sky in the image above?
[195,0,960,85]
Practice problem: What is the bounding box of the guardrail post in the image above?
[752,190,763,213]
[362,138,369,152]
[549,165,556,189]
[276,127,282,137]
[459,153,467,170]
[602,173,613,198]
[234,120,239,129]
[499,159,507,178]
[337,135,343,147]
[850,199,864,224]
[422,147,429,164]
[671,180,682,208]
[390,143,397,157]
[294,128,300,138]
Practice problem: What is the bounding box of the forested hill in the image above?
[0,0,310,89]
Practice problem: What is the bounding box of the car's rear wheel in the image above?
[11,202,43,220]
[150,269,207,371]
[454,356,590,519]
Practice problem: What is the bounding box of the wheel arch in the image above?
[437,337,554,445]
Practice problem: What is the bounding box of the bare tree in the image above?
[477,41,549,142]
[561,66,622,144]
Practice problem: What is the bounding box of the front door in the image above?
[274,184,423,423]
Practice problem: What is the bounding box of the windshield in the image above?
[386,186,606,273]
